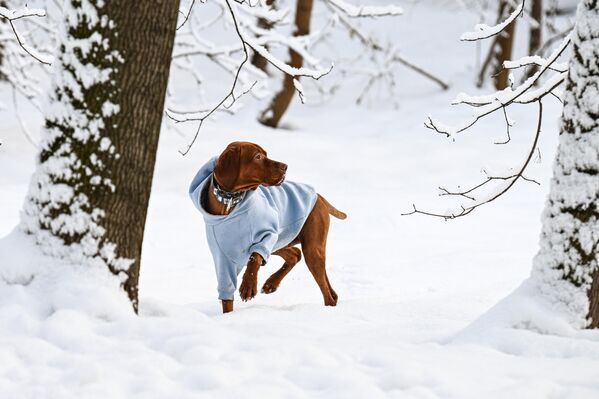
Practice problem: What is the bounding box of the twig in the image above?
[404,101,544,220]
[331,7,448,91]
[176,0,252,156]
[391,53,449,90]
[495,106,513,144]
[177,0,196,30]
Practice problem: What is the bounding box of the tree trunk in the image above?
[259,0,313,128]
[526,0,543,79]
[477,0,518,90]
[21,0,180,312]
[0,0,7,81]
[250,0,275,73]
[531,0,599,328]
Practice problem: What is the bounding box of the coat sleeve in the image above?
[248,208,279,263]
[207,228,240,300]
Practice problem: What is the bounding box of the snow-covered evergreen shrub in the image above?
[532,0,599,328]
[21,1,131,275]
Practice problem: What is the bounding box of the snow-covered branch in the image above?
[503,55,568,73]
[425,33,570,138]
[168,0,426,152]
[0,2,58,147]
[405,6,572,220]
[0,6,45,20]
[0,5,51,64]
[460,1,524,42]
[170,0,335,155]
[243,34,333,79]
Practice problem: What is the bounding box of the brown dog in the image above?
[203,141,346,313]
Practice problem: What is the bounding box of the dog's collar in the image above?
[211,174,245,212]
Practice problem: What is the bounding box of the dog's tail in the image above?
[319,195,347,220]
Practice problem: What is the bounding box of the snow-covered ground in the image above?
[1,1,599,398]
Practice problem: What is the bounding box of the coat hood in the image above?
[188,156,255,224]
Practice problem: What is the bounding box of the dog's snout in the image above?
[279,163,288,172]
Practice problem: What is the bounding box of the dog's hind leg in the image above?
[261,246,302,294]
[299,197,338,306]
[303,246,337,306]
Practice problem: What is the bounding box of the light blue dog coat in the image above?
[189,157,318,299]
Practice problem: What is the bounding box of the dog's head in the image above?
[214,141,287,192]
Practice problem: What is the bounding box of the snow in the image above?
[1,1,599,398]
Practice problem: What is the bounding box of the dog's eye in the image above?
[254,154,262,161]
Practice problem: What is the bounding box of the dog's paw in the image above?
[262,281,279,294]
[239,274,258,301]
[261,280,279,294]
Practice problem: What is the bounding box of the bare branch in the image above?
[495,106,513,144]
[325,0,403,18]
[391,53,449,90]
[176,0,253,156]
[177,0,196,30]
[329,6,448,91]
[404,101,544,220]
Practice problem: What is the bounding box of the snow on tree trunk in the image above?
[532,0,599,328]
[21,0,180,312]
[259,0,314,128]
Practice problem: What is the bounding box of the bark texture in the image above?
[531,0,599,328]
[526,0,543,80]
[22,0,180,312]
[101,0,180,310]
[0,0,7,81]
[250,0,275,72]
[477,0,518,90]
[259,0,313,128]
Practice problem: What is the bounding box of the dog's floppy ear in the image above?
[215,143,241,191]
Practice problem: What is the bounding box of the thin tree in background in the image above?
[0,1,8,81]
[0,1,6,81]
[259,0,314,128]
[250,0,275,72]
[526,0,543,79]
[477,0,518,89]
[21,0,180,312]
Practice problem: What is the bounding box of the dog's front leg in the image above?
[239,253,263,301]
[221,299,234,313]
